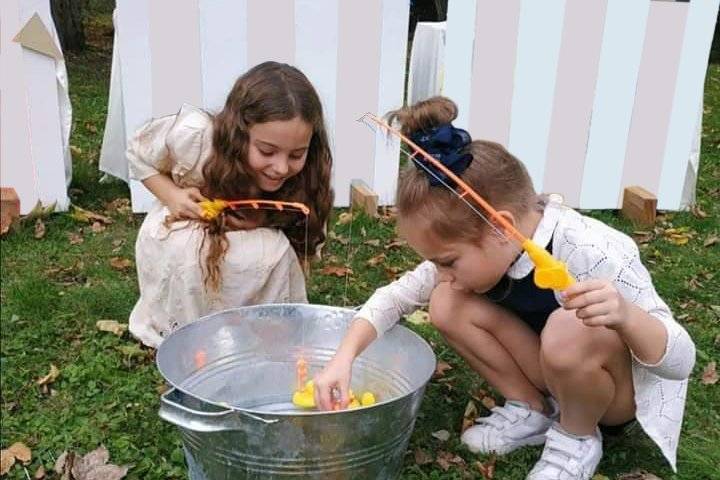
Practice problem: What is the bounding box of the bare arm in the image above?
[313,317,378,410]
[142,173,206,219]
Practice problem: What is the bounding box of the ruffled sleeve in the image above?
[127,104,214,188]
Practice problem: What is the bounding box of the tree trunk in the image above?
[50,0,86,52]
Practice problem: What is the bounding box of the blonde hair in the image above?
[388,96,536,243]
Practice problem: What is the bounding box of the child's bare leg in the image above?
[429,282,548,412]
[540,308,636,435]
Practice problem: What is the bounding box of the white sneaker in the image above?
[526,422,603,480]
[461,399,559,455]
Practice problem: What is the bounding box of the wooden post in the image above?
[350,179,379,218]
[621,186,657,226]
[1,187,21,234]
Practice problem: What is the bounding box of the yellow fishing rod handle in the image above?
[198,199,230,220]
[521,239,575,291]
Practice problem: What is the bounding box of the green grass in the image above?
[2,14,719,480]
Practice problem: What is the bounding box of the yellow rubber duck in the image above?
[292,380,377,410]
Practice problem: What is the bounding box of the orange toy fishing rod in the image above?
[360,113,574,291]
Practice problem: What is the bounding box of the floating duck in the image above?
[292,380,376,410]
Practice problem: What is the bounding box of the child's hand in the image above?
[167,187,207,220]
[561,279,630,329]
[313,355,352,411]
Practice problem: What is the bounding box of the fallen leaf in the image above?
[115,344,147,359]
[704,235,719,247]
[435,451,465,472]
[367,253,386,266]
[34,465,46,479]
[91,222,106,234]
[434,360,452,378]
[475,455,496,479]
[481,395,496,410]
[68,232,84,245]
[1,449,15,475]
[71,446,129,480]
[701,361,718,385]
[110,257,134,271]
[37,364,60,386]
[414,448,433,465]
[431,429,451,442]
[360,226,367,237]
[70,205,113,225]
[690,204,708,219]
[105,198,131,215]
[70,145,83,156]
[385,239,407,250]
[84,122,98,134]
[617,470,664,480]
[461,400,478,433]
[363,239,381,247]
[7,443,31,464]
[319,265,352,277]
[335,212,353,225]
[34,218,46,239]
[54,451,69,474]
[405,309,430,325]
[96,320,128,337]
[632,231,653,244]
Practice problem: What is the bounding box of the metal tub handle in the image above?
[159,388,278,433]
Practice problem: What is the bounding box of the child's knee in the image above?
[428,283,458,332]
[540,309,594,372]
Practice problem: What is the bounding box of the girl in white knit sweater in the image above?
[314,97,695,480]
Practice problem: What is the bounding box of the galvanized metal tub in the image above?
[156,304,436,479]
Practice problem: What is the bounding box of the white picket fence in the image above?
[99,0,409,211]
[443,0,718,210]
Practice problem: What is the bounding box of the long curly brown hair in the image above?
[199,62,333,292]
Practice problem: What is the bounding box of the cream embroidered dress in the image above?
[127,105,307,347]
[357,195,695,471]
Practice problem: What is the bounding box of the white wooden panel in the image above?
[373,0,410,205]
[199,0,248,112]
[442,0,477,129]
[579,0,650,209]
[507,0,567,191]
[658,0,720,210]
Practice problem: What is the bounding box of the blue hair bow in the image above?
[409,124,472,186]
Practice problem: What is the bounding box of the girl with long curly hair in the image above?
[127,62,333,347]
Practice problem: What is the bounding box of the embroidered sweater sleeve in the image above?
[556,212,696,381]
[356,260,439,337]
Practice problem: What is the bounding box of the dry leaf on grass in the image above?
[335,212,353,225]
[431,429,451,442]
[363,239,381,247]
[405,309,430,325]
[701,361,718,385]
[91,222,106,234]
[96,320,128,337]
[461,400,478,434]
[37,364,60,386]
[617,470,664,480]
[68,232,84,245]
[481,395,497,410]
[7,443,31,463]
[70,206,113,225]
[414,448,432,465]
[435,451,465,472]
[690,205,708,218]
[1,449,16,475]
[366,253,386,267]
[704,235,719,247]
[319,265,352,277]
[34,218,46,239]
[433,360,452,378]
[33,465,46,479]
[384,239,406,250]
[110,257,134,271]
[662,227,693,246]
[69,446,129,480]
[475,455,496,479]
